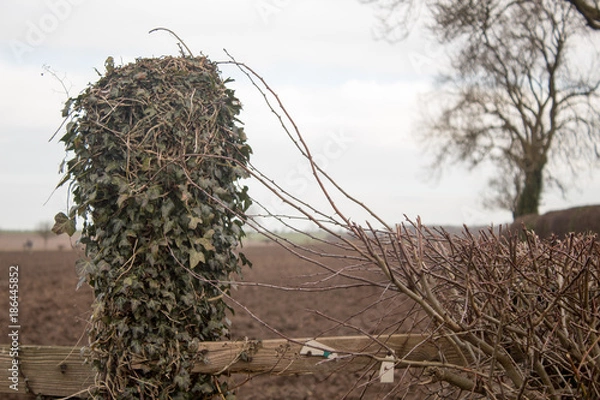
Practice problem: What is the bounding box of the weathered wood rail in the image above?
[0,334,469,397]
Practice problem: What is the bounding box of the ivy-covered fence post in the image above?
[54,55,252,399]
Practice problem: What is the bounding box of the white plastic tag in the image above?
[379,353,395,383]
[300,340,339,359]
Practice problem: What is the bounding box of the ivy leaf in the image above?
[75,258,94,290]
[195,237,215,252]
[188,216,203,230]
[189,249,205,269]
[123,276,134,287]
[174,373,191,390]
[52,212,76,236]
[239,252,252,268]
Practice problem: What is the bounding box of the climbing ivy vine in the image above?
[54,55,252,399]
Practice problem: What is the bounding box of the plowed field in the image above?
[0,243,416,399]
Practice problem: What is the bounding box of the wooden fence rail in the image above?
[0,334,468,397]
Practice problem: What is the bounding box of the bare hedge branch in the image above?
[228,59,600,398]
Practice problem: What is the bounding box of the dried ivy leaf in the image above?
[52,212,76,236]
[188,216,203,230]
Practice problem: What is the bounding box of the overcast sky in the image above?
[1,0,598,232]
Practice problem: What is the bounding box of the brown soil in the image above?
[0,243,416,399]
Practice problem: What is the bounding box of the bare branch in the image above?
[567,0,600,29]
[211,52,600,398]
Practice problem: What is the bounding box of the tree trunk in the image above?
[514,166,544,218]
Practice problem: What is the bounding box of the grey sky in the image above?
[0,0,598,231]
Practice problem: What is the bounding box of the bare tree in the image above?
[361,0,600,218]
[429,0,600,218]
[36,221,53,249]
[360,0,600,39]
[567,0,600,29]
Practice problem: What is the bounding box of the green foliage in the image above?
[55,55,252,399]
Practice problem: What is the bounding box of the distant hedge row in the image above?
[511,205,600,238]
